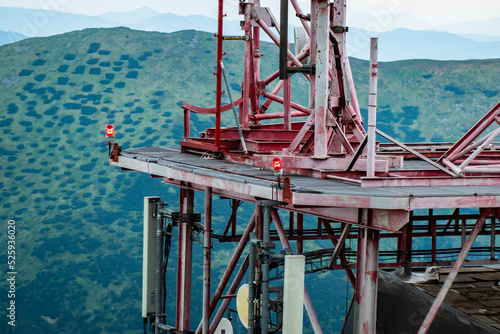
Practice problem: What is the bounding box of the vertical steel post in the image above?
[284,77,291,130]
[367,38,378,178]
[492,216,496,260]
[354,228,366,333]
[364,228,380,333]
[297,213,303,254]
[250,9,261,127]
[313,0,330,159]
[417,209,491,334]
[261,204,272,334]
[250,0,261,129]
[183,109,190,138]
[256,201,281,334]
[402,212,413,274]
[202,187,212,334]
[242,0,252,126]
[354,210,380,334]
[279,0,289,81]
[155,209,165,333]
[255,204,263,279]
[248,236,258,334]
[330,0,345,103]
[430,210,437,263]
[308,0,318,109]
[461,219,466,246]
[215,0,223,150]
[177,188,194,333]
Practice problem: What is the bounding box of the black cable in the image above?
[255,278,262,332]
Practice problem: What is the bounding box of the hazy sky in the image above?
[1,0,499,25]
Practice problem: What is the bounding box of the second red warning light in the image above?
[273,157,282,177]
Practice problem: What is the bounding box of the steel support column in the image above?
[297,213,304,254]
[202,187,212,334]
[248,236,258,334]
[176,187,194,333]
[367,38,378,178]
[214,0,223,150]
[284,77,291,130]
[313,0,330,159]
[354,212,380,334]
[250,21,261,127]
[259,201,281,334]
[241,0,252,126]
[417,208,492,334]
[492,213,497,260]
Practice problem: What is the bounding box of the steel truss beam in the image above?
[185,194,499,333]
[139,177,500,334]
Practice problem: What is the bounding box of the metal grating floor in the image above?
[118,147,500,200]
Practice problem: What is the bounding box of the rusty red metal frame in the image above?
[108,1,500,333]
[188,194,498,333]
[112,153,500,333]
[178,0,500,188]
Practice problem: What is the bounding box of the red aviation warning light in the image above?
[106,124,114,137]
[273,157,282,171]
[273,157,283,177]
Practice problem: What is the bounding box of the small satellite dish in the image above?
[294,27,309,65]
[214,318,233,334]
[236,284,249,328]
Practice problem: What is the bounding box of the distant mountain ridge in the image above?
[348,27,500,61]
[98,7,162,24]
[438,17,500,36]
[0,7,116,37]
[0,29,25,45]
[0,6,499,60]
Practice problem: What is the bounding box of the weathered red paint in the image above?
[108,1,500,333]
[202,187,212,334]
[177,187,194,331]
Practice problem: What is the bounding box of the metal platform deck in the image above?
[113,146,500,212]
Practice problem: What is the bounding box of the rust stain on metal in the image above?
[282,177,292,203]
[111,143,121,162]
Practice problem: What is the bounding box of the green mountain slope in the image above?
[0,27,499,333]
[364,58,500,142]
